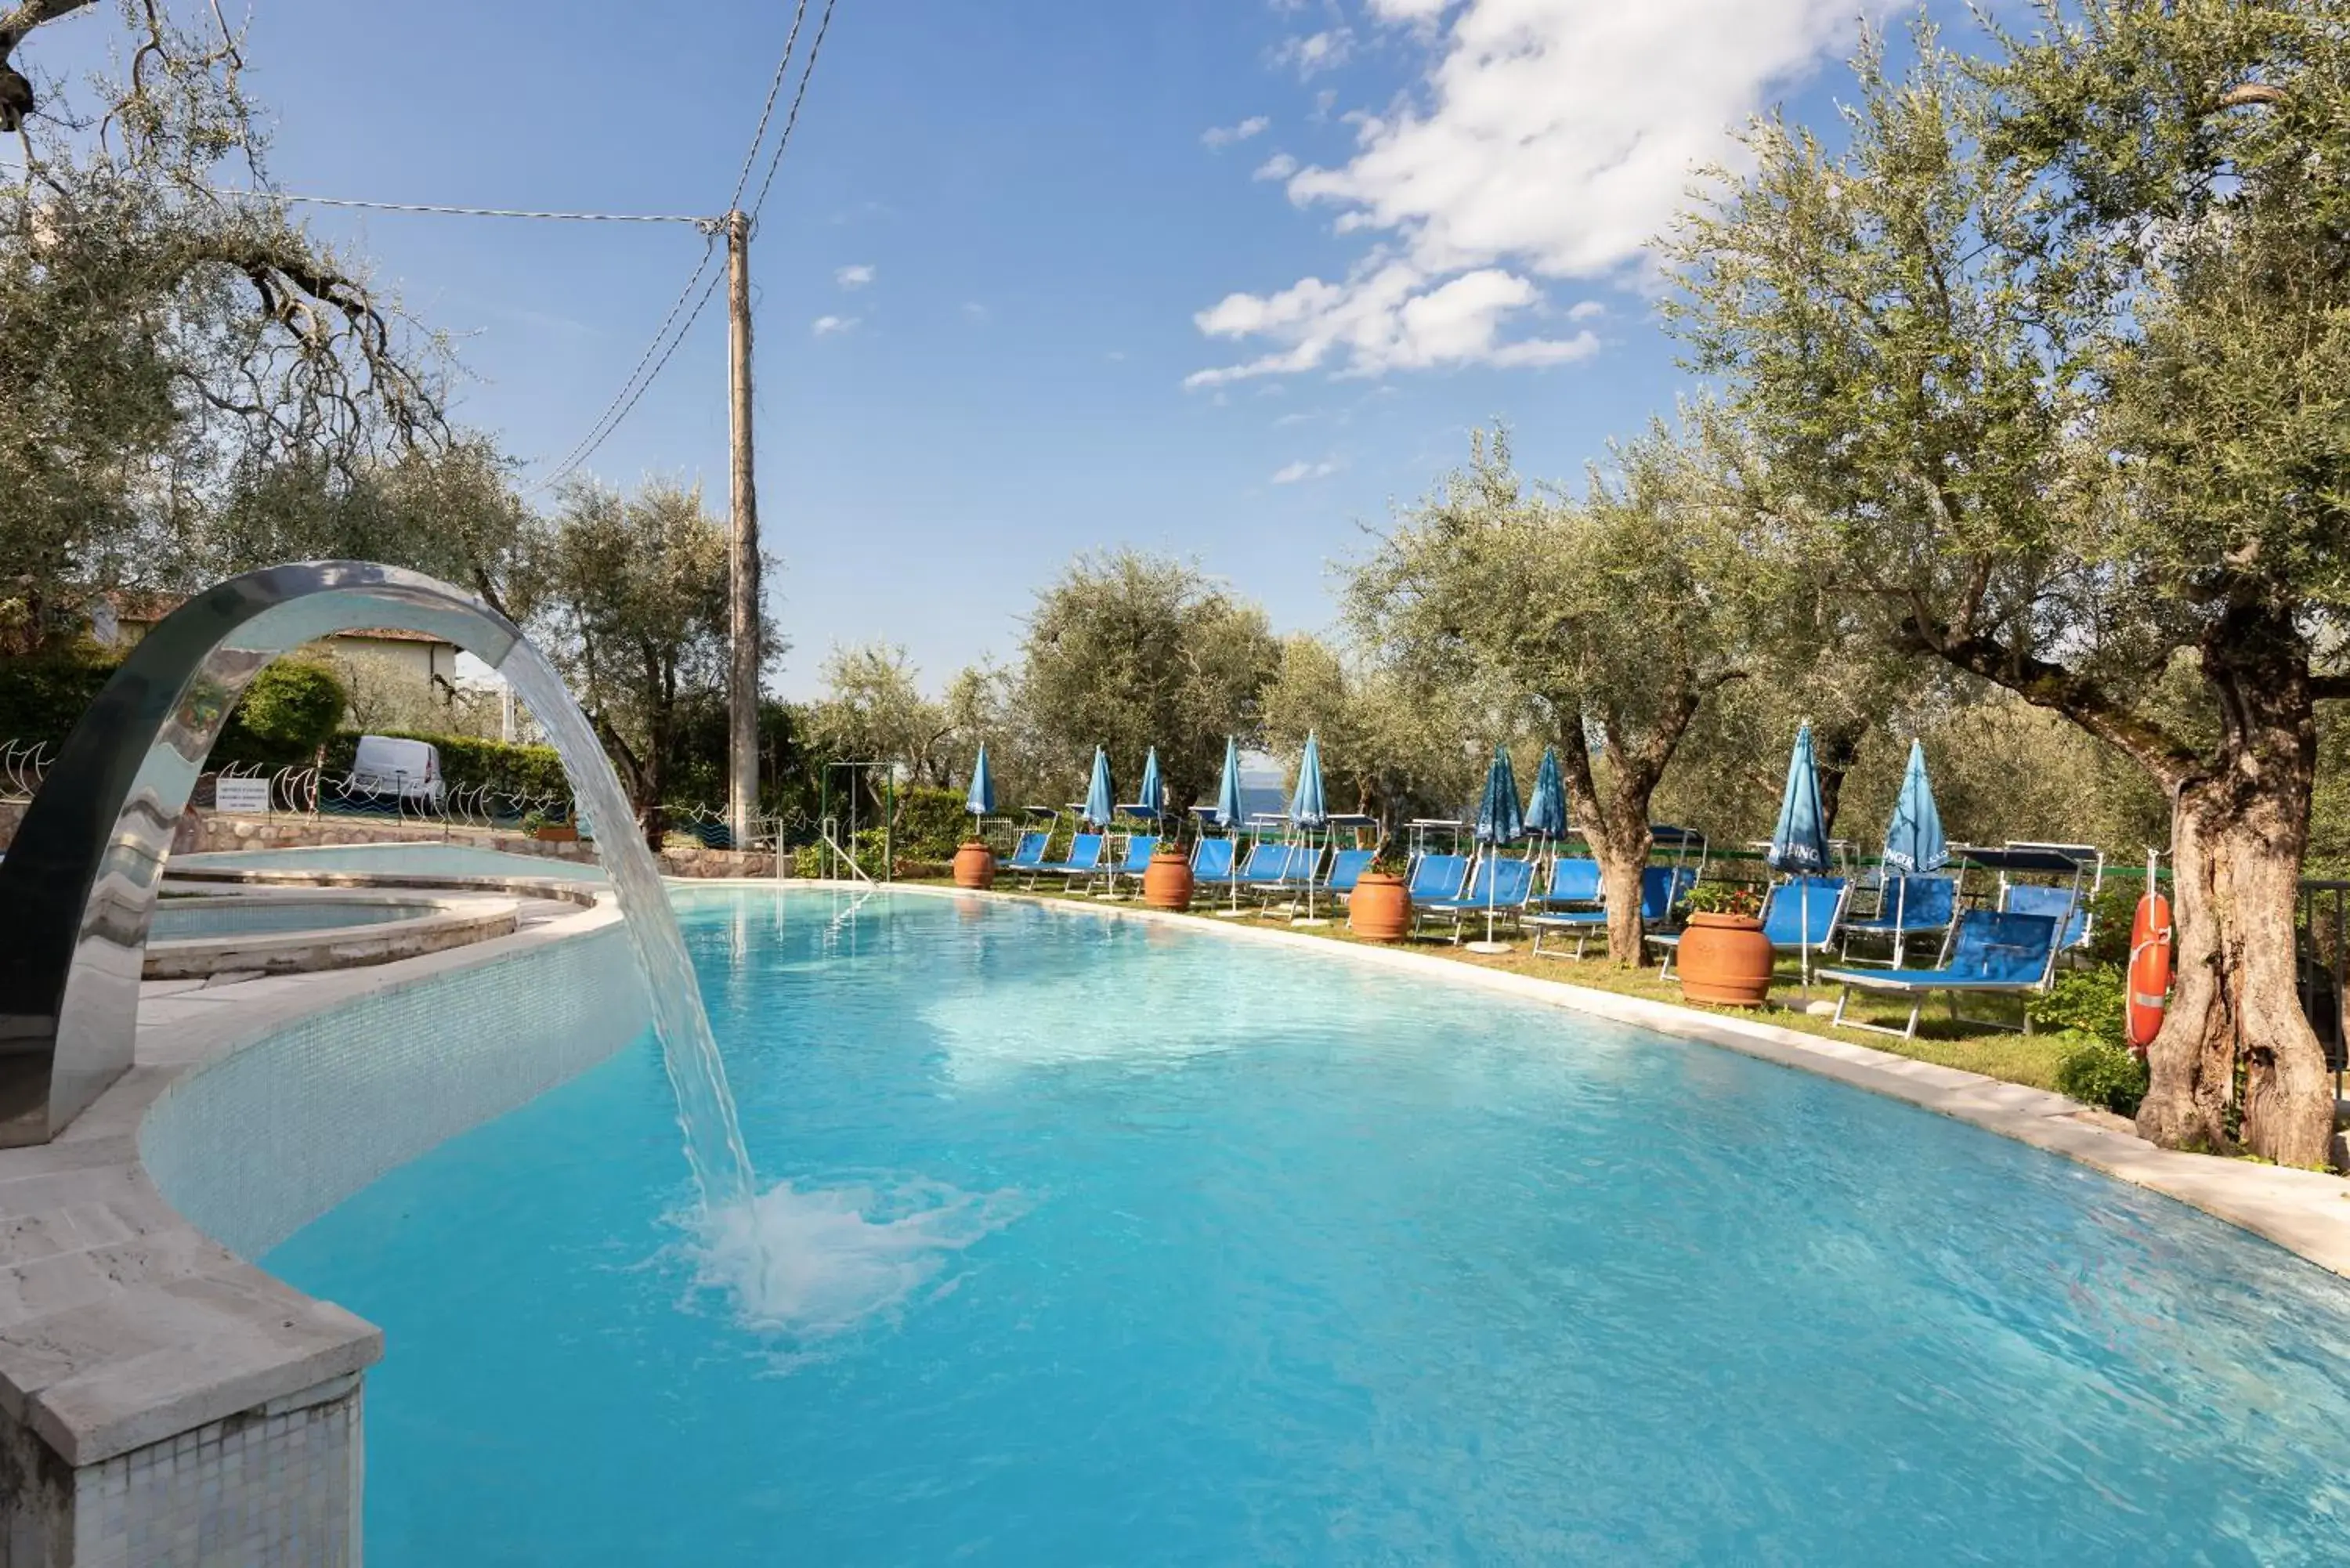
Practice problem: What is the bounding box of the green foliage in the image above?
[322,730,567,802]
[0,648,119,744]
[893,786,977,858]
[1683,881,1765,918]
[230,660,346,754]
[1,4,452,652]
[1017,550,1279,818]
[512,479,763,816]
[807,645,952,784]
[2054,1039,2150,1118]
[2027,968,2128,1049]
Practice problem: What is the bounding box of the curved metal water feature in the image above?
[0,562,757,1213]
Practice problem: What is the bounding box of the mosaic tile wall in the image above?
[139,923,651,1258]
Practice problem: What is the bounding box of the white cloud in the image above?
[1567,299,1606,321]
[1193,0,1852,383]
[1272,30,1353,78]
[833,263,875,289]
[1188,261,1599,386]
[1253,152,1300,182]
[1201,115,1271,150]
[961,302,992,324]
[1271,459,1339,484]
[811,314,860,337]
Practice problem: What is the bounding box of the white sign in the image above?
[214,777,272,814]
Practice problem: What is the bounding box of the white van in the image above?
[349,735,445,808]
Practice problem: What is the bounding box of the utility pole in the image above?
[725,209,760,851]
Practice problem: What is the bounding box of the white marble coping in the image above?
[729,878,2350,1285]
[0,890,624,1466]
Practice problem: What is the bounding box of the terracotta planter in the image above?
[1348,872,1412,941]
[533,823,578,844]
[1142,847,1196,911]
[952,840,996,890]
[1677,912,1773,1006]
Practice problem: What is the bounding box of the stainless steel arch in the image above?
[0,562,535,1146]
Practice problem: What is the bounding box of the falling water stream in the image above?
[502,650,759,1215]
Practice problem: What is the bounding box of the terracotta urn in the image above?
[1142,847,1196,911]
[1348,871,1412,941]
[1677,912,1773,1006]
[952,840,996,890]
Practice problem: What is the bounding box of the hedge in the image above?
[321,729,570,801]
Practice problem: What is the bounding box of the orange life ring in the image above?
[2125,889,2173,1051]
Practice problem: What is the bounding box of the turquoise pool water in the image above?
[266,889,2350,1565]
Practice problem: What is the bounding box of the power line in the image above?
[529,0,842,494]
[746,0,841,224]
[526,240,725,496]
[725,0,814,213]
[219,189,721,226]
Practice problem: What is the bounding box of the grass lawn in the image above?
[920,877,2081,1098]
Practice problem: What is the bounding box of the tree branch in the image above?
[1904,618,2202,787]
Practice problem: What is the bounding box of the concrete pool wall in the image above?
[0,887,647,1567]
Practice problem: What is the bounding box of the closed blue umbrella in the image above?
[1289,732,1328,828]
[964,742,995,821]
[1768,724,1831,872]
[1213,736,1243,829]
[1474,745,1524,847]
[1137,747,1164,822]
[1770,724,1831,985]
[1878,739,1947,968]
[1526,746,1569,841]
[1469,746,1524,952]
[1882,739,1947,873]
[1083,746,1114,829]
[1210,736,1245,910]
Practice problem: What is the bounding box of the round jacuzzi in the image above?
[144,889,522,979]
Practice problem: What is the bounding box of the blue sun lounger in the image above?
[1529,865,1692,959]
[1836,873,1958,968]
[1099,834,1159,898]
[1030,831,1105,890]
[1325,847,1375,897]
[1226,840,1303,906]
[1536,854,1603,911]
[1416,854,1538,942]
[1003,831,1050,876]
[1405,852,1470,906]
[1820,910,2063,1039]
[2001,883,2092,952]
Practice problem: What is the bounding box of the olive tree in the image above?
[511,480,749,840]
[1014,550,1280,815]
[1348,426,1766,962]
[2,1,448,649]
[1667,6,2350,1164]
[1259,631,1491,831]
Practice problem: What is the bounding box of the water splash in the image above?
[689,1176,1026,1343]
[502,649,757,1213]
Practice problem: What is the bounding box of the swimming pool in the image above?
[265,888,2350,1565]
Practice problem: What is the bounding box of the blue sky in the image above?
[41,0,1974,695]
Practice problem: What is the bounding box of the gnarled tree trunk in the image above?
[2136,612,2329,1167]
[1593,817,1655,965]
